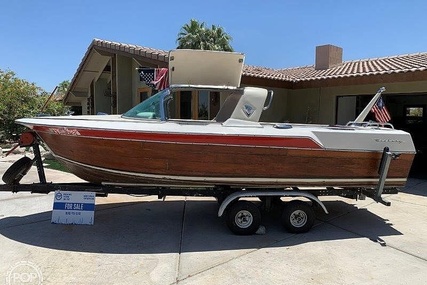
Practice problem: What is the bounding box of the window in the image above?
[405,105,425,124]
[174,90,220,120]
[136,87,152,104]
[180,91,193,119]
[198,91,209,120]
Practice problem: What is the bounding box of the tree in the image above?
[176,19,233,51]
[177,19,206,50]
[57,80,70,95]
[0,69,68,141]
[205,25,233,52]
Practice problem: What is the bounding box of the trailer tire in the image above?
[2,157,33,185]
[281,200,315,233]
[226,201,261,235]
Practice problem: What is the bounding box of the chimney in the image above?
[315,44,343,70]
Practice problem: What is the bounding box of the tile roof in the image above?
[243,52,427,82]
[242,65,293,81]
[66,39,168,100]
[92,38,169,62]
[72,39,427,89]
[92,39,427,82]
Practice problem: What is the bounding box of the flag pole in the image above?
[40,86,58,113]
[353,87,386,123]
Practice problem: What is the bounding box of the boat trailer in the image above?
[0,135,400,235]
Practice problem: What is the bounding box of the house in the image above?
[65,39,427,168]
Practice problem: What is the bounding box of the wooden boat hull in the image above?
[33,126,414,188]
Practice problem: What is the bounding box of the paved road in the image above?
[0,154,426,284]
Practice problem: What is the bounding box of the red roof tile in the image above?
[243,52,427,82]
[93,38,169,61]
[69,39,427,95]
[91,39,427,82]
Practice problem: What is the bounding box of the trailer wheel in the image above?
[2,157,33,185]
[281,200,315,233]
[226,201,261,235]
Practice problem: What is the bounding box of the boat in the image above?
[15,50,416,189]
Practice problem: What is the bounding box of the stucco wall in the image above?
[132,60,141,106]
[94,78,110,114]
[259,87,288,122]
[116,55,133,113]
[81,98,87,115]
[286,81,427,125]
[238,84,289,122]
[286,88,323,124]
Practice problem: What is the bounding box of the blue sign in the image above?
[51,191,95,225]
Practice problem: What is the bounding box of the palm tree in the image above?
[176,20,233,51]
[206,25,233,51]
[177,19,206,49]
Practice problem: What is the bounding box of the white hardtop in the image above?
[168,49,245,88]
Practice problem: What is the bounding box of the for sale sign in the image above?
[51,191,95,225]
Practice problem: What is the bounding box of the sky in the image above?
[1,0,427,92]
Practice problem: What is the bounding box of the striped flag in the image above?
[138,68,169,90]
[152,68,169,91]
[371,96,391,123]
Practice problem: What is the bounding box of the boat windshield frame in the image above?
[121,85,243,122]
[121,89,172,121]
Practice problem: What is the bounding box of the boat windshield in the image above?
[122,89,171,120]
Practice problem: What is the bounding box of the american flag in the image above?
[152,68,169,91]
[138,68,155,88]
[371,96,391,123]
[138,68,168,90]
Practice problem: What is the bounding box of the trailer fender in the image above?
[218,190,328,217]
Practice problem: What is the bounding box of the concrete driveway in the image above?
[0,154,426,284]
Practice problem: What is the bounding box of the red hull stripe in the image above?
[33,125,323,149]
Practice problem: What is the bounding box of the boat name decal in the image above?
[49,127,81,136]
[243,103,256,118]
[374,138,403,144]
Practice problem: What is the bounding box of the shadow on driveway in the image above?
[0,199,402,254]
[400,177,427,197]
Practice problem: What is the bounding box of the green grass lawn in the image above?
[43,158,69,172]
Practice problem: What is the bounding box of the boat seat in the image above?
[214,92,241,123]
[229,87,268,122]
